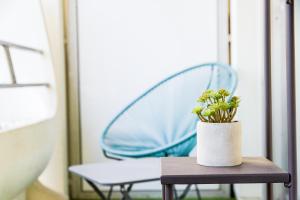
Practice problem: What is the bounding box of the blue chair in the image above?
[69,63,238,200]
[100,63,237,159]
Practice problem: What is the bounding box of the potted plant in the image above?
[192,89,241,167]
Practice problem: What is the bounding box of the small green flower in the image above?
[197,96,207,103]
[218,89,230,97]
[192,89,240,123]
[231,96,240,102]
[203,89,214,95]
[202,108,216,117]
[229,96,240,108]
[192,106,203,115]
[208,103,219,110]
[212,92,222,100]
[197,89,214,103]
[218,102,230,111]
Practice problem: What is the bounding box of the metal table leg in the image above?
[165,184,174,200]
[120,184,133,200]
[162,185,166,200]
[85,179,107,200]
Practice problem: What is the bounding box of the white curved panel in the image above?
[0,0,57,199]
[0,0,56,133]
[0,122,56,199]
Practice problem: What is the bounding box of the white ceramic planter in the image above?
[197,121,242,167]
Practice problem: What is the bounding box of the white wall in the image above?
[76,0,222,193]
[231,0,265,199]
[78,0,218,163]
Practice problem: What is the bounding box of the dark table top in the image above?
[161,157,289,185]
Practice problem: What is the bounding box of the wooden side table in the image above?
[161,157,291,200]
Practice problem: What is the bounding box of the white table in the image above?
[69,158,161,199]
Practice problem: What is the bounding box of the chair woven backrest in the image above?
[100,63,237,158]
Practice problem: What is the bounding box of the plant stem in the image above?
[198,113,208,122]
[225,110,230,122]
[208,116,215,123]
[221,110,226,122]
[229,108,237,121]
